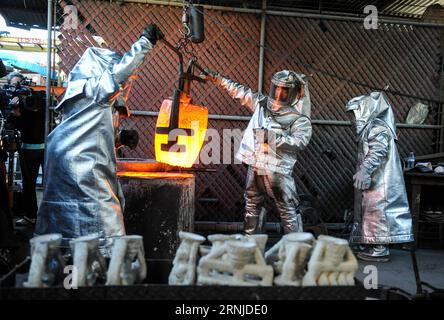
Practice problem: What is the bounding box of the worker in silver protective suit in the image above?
[346,91,413,262]
[35,24,165,251]
[202,70,312,234]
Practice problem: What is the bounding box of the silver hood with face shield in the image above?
[345,91,396,138]
[345,91,413,244]
[267,70,311,117]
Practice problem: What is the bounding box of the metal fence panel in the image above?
[264,16,442,219]
[56,1,442,222]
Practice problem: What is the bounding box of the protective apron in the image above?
[346,91,413,244]
[35,37,154,249]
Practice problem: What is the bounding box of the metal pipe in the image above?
[312,120,350,126]
[257,0,267,93]
[123,0,262,14]
[44,0,53,186]
[197,198,219,203]
[207,114,250,121]
[130,110,251,121]
[123,0,444,28]
[439,30,444,152]
[396,123,444,129]
[265,10,444,28]
[179,168,217,173]
[194,221,282,233]
[130,110,158,116]
[129,110,444,128]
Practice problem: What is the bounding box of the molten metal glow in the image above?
[117,171,193,179]
[155,95,208,168]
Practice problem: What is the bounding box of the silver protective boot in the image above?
[357,244,390,262]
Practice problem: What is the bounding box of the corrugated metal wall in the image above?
[56,0,443,222]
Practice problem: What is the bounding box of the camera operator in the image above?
[0,60,17,255]
[3,72,46,227]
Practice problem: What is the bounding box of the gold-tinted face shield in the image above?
[268,71,301,112]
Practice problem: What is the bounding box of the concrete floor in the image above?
[355,248,444,294]
[12,189,444,295]
[8,222,444,297]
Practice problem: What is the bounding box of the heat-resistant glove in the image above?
[353,169,372,190]
[141,24,165,45]
[198,69,222,85]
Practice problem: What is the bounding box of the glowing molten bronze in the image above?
[155,94,208,168]
[117,171,193,179]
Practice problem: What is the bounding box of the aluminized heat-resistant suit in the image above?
[212,71,312,234]
[346,91,413,245]
[35,37,154,249]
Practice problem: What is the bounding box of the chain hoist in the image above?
[154,1,208,167]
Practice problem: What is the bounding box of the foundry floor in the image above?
[355,248,444,295]
[6,188,443,296]
[10,228,444,296]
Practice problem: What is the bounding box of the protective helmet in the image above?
[268,70,302,112]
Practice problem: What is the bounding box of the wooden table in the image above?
[404,172,444,247]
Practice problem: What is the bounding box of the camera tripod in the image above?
[0,128,27,220]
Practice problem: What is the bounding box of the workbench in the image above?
[404,171,444,248]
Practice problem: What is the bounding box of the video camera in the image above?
[3,83,33,96]
[0,79,35,157]
[2,80,33,101]
[0,79,35,130]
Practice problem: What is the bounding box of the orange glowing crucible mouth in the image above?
[117,171,194,179]
[155,94,208,168]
